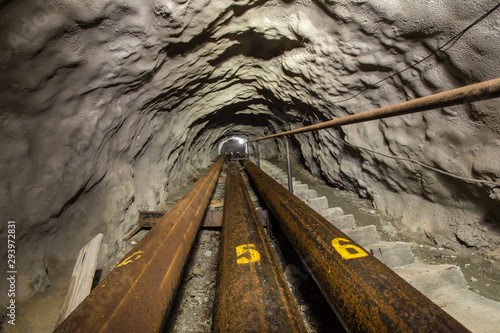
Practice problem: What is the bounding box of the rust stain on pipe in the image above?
[214,162,307,332]
[243,160,471,333]
[54,155,226,332]
[250,77,500,142]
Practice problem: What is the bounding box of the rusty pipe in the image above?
[243,160,471,333]
[250,77,500,142]
[55,154,226,332]
[214,162,307,332]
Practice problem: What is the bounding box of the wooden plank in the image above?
[203,210,224,227]
[209,199,224,209]
[56,233,103,326]
[130,210,270,229]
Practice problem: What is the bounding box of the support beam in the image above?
[127,209,270,231]
[243,160,470,333]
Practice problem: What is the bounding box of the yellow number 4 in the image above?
[236,244,260,264]
[331,238,368,260]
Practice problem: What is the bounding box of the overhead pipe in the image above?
[243,160,471,333]
[55,154,226,332]
[214,162,307,332]
[250,77,500,142]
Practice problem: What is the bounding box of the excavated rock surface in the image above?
[0,0,499,318]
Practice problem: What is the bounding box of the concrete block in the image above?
[393,262,468,294]
[328,214,356,229]
[320,207,344,219]
[297,189,317,200]
[276,175,287,184]
[366,241,414,268]
[343,225,380,246]
[306,196,329,211]
[294,184,309,193]
[271,173,282,182]
[265,169,280,176]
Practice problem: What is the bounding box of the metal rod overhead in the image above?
[55,155,226,332]
[214,162,306,332]
[243,160,471,333]
[250,77,500,142]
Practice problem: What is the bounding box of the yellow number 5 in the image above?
[236,244,260,264]
[331,238,368,260]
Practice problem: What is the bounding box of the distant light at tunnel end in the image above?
[218,136,248,154]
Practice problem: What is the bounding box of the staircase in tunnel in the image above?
[54,154,500,333]
[3,1,500,332]
[254,160,500,333]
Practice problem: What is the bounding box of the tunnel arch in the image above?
[2,1,500,325]
[218,136,248,156]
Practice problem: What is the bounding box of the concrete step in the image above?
[295,189,318,200]
[319,207,344,220]
[328,214,356,229]
[393,262,500,332]
[342,225,380,246]
[276,175,287,184]
[267,171,281,178]
[393,261,468,295]
[259,160,500,333]
[294,183,309,193]
[305,196,329,211]
[366,241,415,268]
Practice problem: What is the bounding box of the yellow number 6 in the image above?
[236,244,260,264]
[331,238,368,260]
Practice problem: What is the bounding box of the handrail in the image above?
[249,77,500,142]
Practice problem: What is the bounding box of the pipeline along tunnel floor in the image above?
[269,157,500,304]
[165,164,345,333]
[8,159,500,332]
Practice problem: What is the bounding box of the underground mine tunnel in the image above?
[1,0,500,332]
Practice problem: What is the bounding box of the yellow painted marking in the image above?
[117,251,144,268]
[331,238,368,260]
[236,244,260,264]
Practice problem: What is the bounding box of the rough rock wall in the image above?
[289,0,500,252]
[0,0,499,302]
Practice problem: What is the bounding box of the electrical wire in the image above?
[332,2,500,104]
[283,4,500,187]
[327,133,500,188]
[313,3,500,188]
